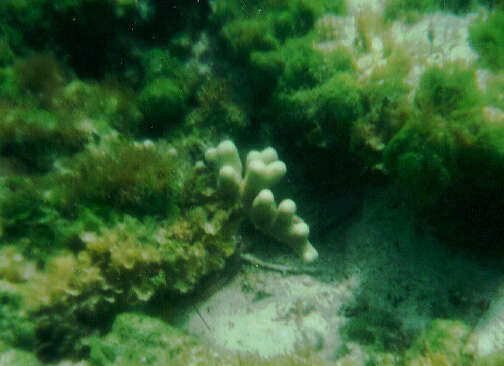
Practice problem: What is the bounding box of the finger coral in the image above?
[205,140,318,262]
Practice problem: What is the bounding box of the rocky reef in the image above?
[0,0,504,364]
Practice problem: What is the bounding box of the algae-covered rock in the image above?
[0,282,36,350]
[383,63,485,209]
[138,77,191,136]
[86,313,204,366]
[0,106,87,172]
[405,319,471,365]
[0,341,43,366]
[342,301,414,353]
[79,210,237,298]
[56,136,182,216]
[470,10,504,71]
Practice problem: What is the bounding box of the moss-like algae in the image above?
[470,10,504,71]
[0,0,504,365]
[384,63,485,208]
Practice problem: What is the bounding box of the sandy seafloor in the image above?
[178,186,504,362]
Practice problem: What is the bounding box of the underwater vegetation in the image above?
[342,301,414,354]
[56,137,182,216]
[213,0,346,61]
[0,23,246,361]
[212,0,417,189]
[0,0,504,364]
[0,0,209,78]
[469,10,504,71]
[211,0,348,115]
[383,62,504,247]
[185,75,249,136]
[136,48,203,137]
[403,319,472,365]
[0,139,242,361]
[384,63,483,208]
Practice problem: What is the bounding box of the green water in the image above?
[0,0,503,364]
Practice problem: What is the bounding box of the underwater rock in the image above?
[464,284,504,359]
